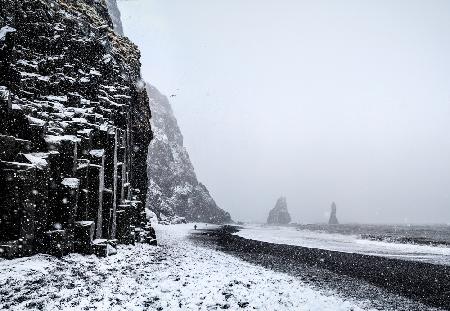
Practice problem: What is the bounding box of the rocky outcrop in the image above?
[328,202,339,225]
[146,84,231,224]
[267,197,291,225]
[0,0,155,258]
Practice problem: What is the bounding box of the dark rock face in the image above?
[267,197,291,225]
[328,202,339,225]
[0,0,155,258]
[146,84,231,224]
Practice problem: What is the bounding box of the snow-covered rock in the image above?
[0,25,15,41]
[267,196,291,225]
[0,0,154,258]
[146,84,231,224]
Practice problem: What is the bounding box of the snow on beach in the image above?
[0,224,373,310]
[234,225,450,266]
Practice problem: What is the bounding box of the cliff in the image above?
[267,197,291,225]
[146,84,231,224]
[0,0,155,258]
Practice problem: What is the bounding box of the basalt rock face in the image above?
[267,197,291,225]
[146,84,231,224]
[0,0,155,259]
[328,202,339,225]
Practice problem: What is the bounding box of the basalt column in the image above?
[0,0,156,258]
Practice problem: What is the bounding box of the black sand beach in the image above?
[191,226,450,311]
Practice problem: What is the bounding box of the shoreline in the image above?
[191,225,450,310]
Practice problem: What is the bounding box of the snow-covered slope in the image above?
[0,224,374,310]
[146,84,231,224]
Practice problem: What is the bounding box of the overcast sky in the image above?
[118,0,450,224]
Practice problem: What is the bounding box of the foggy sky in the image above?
[118,0,450,224]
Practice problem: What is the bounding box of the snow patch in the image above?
[45,95,68,102]
[89,149,105,158]
[27,116,46,126]
[23,153,48,169]
[61,178,80,189]
[45,135,81,144]
[0,25,16,41]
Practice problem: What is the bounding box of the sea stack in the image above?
[328,202,339,225]
[267,197,291,225]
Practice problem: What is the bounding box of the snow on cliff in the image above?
[146,84,231,224]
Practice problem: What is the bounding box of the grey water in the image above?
[298,224,450,247]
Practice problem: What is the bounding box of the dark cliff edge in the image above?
[146,83,231,224]
[0,0,155,259]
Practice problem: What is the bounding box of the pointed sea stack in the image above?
[328,202,339,225]
[267,197,291,225]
